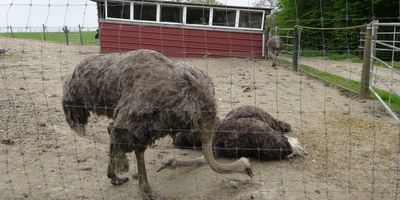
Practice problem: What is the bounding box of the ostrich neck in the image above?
[174,156,207,166]
[200,122,241,174]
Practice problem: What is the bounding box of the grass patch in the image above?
[0,31,98,45]
[276,58,400,112]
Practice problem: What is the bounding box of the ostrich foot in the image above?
[110,176,129,186]
[140,185,160,200]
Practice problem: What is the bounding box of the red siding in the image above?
[99,22,264,58]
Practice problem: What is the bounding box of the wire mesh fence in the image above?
[1,0,400,200]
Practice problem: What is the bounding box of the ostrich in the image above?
[266,36,284,67]
[171,105,292,149]
[159,105,306,171]
[62,49,253,199]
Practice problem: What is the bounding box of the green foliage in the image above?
[275,0,399,58]
[0,31,98,45]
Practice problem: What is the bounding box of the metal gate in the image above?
[369,22,400,122]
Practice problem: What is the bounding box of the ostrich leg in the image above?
[107,143,129,185]
[135,150,157,200]
[107,125,129,185]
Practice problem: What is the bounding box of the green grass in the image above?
[0,31,98,45]
[277,58,400,112]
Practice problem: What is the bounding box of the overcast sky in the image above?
[0,0,262,32]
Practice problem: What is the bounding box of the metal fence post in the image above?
[42,24,46,41]
[78,25,84,45]
[292,25,300,71]
[360,23,373,98]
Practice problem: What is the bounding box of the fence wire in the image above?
[1,0,400,200]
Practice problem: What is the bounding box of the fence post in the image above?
[78,25,84,45]
[62,26,69,45]
[42,24,46,41]
[360,23,372,99]
[9,26,14,38]
[292,25,300,71]
[265,27,270,59]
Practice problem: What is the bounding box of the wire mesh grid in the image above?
[1,0,400,200]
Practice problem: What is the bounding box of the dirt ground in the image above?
[1,38,400,200]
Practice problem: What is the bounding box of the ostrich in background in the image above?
[266,36,284,67]
[62,49,253,199]
[159,106,306,171]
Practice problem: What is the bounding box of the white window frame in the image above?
[159,4,184,25]
[103,0,266,31]
[184,5,212,27]
[105,0,132,22]
[130,1,159,23]
[237,9,265,31]
[211,8,238,29]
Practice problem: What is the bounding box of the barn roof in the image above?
[90,0,271,13]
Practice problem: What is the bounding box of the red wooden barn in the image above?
[91,0,271,58]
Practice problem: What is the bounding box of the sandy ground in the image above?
[1,38,400,200]
[282,55,400,94]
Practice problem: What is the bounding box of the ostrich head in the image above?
[233,157,254,177]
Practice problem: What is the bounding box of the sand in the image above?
[1,38,400,200]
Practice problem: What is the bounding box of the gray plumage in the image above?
[266,36,284,67]
[62,49,253,198]
[172,105,301,160]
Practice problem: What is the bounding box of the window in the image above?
[107,1,130,19]
[186,7,210,25]
[239,11,263,29]
[212,9,236,27]
[97,2,105,19]
[161,5,183,23]
[134,3,157,21]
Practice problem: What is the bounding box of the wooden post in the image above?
[78,25,84,45]
[9,26,14,38]
[42,24,46,41]
[292,25,300,71]
[265,27,270,59]
[360,23,372,99]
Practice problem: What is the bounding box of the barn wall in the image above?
[99,21,264,58]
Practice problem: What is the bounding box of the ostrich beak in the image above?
[245,168,254,178]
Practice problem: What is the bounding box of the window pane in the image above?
[161,6,183,23]
[98,2,105,19]
[212,9,236,27]
[186,7,209,25]
[107,1,130,19]
[239,11,263,29]
[134,4,157,21]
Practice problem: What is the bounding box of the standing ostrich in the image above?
[159,105,306,171]
[266,36,284,67]
[62,49,253,199]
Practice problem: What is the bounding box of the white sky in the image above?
[0,0,261,32]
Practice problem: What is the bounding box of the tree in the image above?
[274,0,399,55]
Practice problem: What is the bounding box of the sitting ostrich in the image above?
[172,105,292,150]
[62,49,253,199]
[159,106,306,171]
[266,36,284,67]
